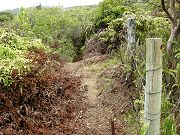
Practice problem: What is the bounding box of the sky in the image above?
[0,0,103,11]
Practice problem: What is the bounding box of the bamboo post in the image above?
[145,38,162,135]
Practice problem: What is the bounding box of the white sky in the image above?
[0,0,103,11]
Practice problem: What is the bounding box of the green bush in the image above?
[0,28,49,87]
[0,12,14,22]
[95,0,126,29]
[13,7,95,61]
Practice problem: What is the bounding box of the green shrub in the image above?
[95,0,126,29]
[0,12,14,22]
[13,7,95,61]
[0,28,49,87]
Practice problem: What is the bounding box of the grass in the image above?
[85,56,120,73]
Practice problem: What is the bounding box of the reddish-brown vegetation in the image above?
[0,49,86,135]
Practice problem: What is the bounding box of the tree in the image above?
[128,0,180,53]
[161,0,180,53]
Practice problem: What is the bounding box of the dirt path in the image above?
[65,62,112,133]
[64,59,132,135]
[64,62,99,105]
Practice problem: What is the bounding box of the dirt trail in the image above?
[65,62,99,105]
[83,72,98,105]
[65,59,130,135]
[65,61,112,134]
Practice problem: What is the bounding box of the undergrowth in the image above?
[0,48,86,134]
[0,28,49,87]
[117,43,179,134]
[0,28,86,134]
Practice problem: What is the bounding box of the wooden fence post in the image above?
[127,17,136,58]
[145,38,162,135]
[125,17,136,81]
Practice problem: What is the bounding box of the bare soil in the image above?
[65,55,138,135]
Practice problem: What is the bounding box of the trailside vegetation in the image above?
[0,0,179,134]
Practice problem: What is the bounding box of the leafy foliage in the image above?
[0,1,179,134]
[91,0,178,134]
[13,7,96,61]
[0,12,14,22]
[0,48,85,134]
[95,0,126,29]
[0,28,49,87]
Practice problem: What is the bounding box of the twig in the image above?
[111,118,116,135]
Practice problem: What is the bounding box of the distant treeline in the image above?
[0,12,14,22]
